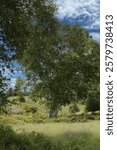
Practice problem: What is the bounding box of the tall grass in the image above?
[0,122,100,150]
[1,97,100,150]
[13,121,99,137]
[13,121,100,150]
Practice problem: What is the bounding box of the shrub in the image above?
[69,103,80,115]
[17,95,25,103]
[32,113,47,123]
[86,93,100,112]
[86,85,100,112]
[25,106,38,114]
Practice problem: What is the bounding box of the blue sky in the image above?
[56,0,100,42]
[9,0,100,88]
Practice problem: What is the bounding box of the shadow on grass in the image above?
[0,123,99,150]
[50,131,100,150]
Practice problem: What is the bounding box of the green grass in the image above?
[0,96,100,150]
[12,121,99,136]
[0,121,100,150]
[12,121,100,150]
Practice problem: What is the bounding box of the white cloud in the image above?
[55,0,100,42]
[90,20,100,30]
[55,0,100,31]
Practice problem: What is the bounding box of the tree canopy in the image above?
[0,0,57,90]
[20,24,99,116]
[0,0,100,116]
[0,0,58,110]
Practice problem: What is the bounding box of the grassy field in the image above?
[0,96,100,150]
[0,121,100,150]
[12,121,100,150]
[13,121,99,136]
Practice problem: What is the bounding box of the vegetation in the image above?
[20,24,99,117]
[0,0,99,116]
[17,94,25,103]
[86,85,100,112]
[0,93,9,114]
[0,0,99,150]
[0,0,58,104]
[0,122,99,150]
[69,103,80,115]
[0,96,100,149]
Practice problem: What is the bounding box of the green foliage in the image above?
[29,91,41,102]
[53,113,99,123]
[7,87,14,96]
[17,94,25,103]
[1,95,100,124]
[0,0,99,117]
[32,113,47,123]
[0,72,10,111]
[0,123,52,150]
[0,123,100,150]
[69,103,80,115]
[14,78,24,95]
[0,123,16,146]
[0,0,32,93]
[0,93,10,114]
[25,106,38,114]
[86,96,100,112]
[86,85,100,112]
[0,0,57,109]
[21,24,99,116]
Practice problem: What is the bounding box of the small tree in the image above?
[69,103,80,115]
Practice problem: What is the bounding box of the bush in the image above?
[17,95,25,103]
[25,106,38,114]
[86,96,100,112]
[69,103,80,115]
[86,84,100,112]
[86,89,100,112]
[53,112,100,123]
[32,113,47,123]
